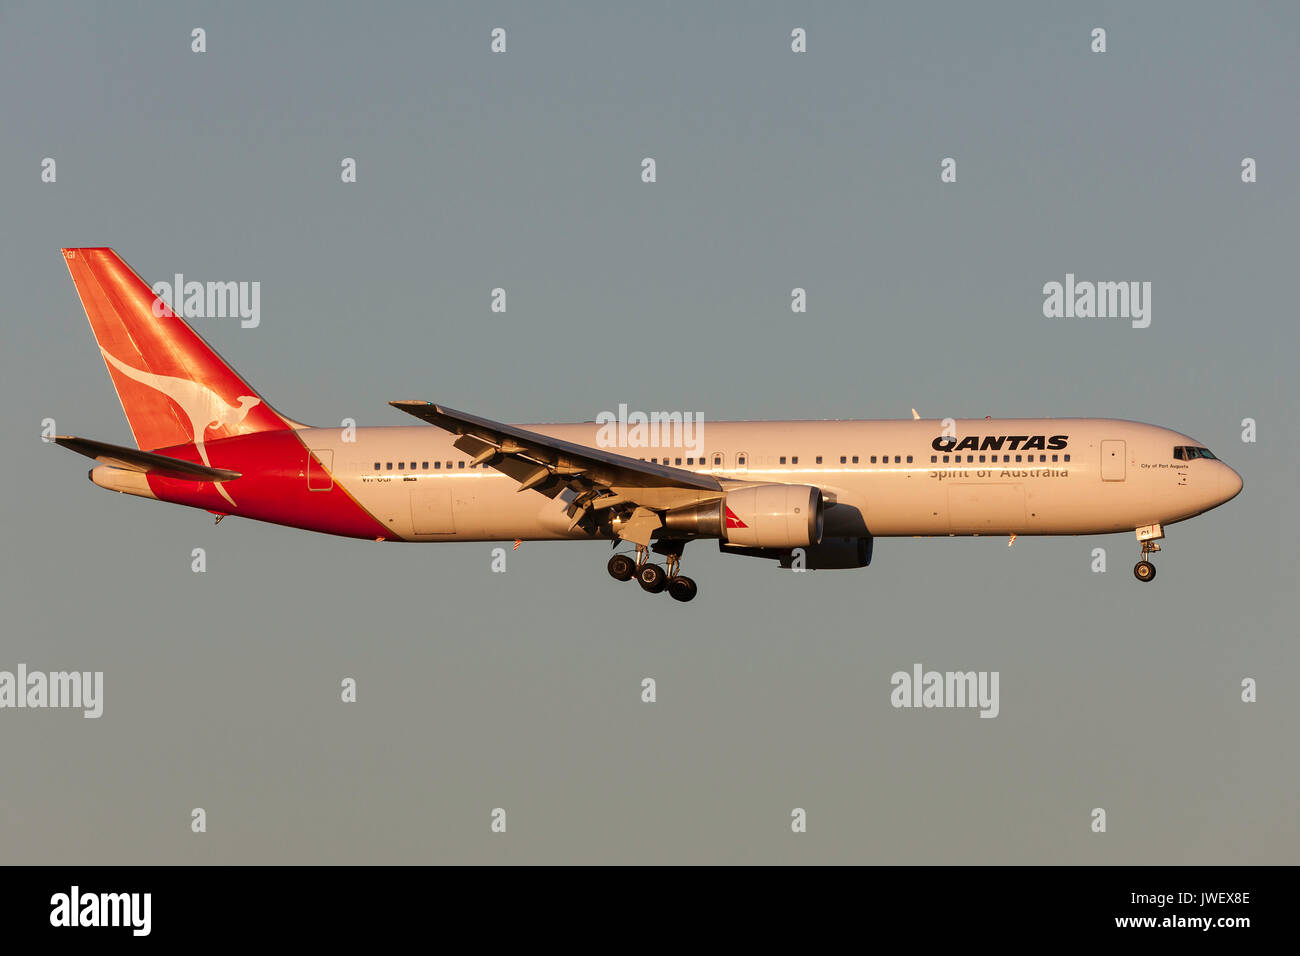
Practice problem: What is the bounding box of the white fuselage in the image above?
[292,418,1242,543]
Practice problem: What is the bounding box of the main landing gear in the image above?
[1133,524,1163,583]
[607,545,698,602]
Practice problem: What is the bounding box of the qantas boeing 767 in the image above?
[53,248,1243,601]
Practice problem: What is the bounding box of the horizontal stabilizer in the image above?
[53,436,242,482]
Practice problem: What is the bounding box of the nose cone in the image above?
[1219,464,1244,504]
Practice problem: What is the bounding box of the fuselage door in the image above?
[1100,440,1126,481]
[411,486,456,534]
[307,449,334,491]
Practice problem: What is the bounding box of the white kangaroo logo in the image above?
[101,348,261,507]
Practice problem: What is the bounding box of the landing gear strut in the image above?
[661,551,697,602]
[1133,524,1163,583]
[607,543,699,601]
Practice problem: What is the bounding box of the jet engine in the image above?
[662,484,824,548]
[718,535,873,569]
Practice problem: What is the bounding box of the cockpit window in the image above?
[1174,445,1217,461]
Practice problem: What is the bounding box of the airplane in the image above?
[52,248,1243,601]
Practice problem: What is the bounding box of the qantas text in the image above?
[931,435,1068,452]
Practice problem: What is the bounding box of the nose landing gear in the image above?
[1133,554,1157,582]
[1133,524,1163,583]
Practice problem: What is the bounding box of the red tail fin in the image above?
[62,248,296,451]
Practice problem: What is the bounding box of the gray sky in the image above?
[1,0,1296,863]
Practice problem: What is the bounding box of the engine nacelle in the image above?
[664,484,823,548]
[719,535,873,570]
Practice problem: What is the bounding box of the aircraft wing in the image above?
[389,401,724,542]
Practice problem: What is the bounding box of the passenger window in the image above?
[942,455,950,464]
[979,455,986,463]
[422,461,428,470]
[373,462,380,470]
[906,455,913,463]
[840,456,847,464]
[852,456,859,464]
[386,462,392,470]
[815,456,823,464]
[1064,454,1070,462]
[1051,454,1058,462]
[792,457,799,465]
[967,455,974,463]
[676,457,683,466]
[870,456,877,464]
[458,461,465,469]
[780,456,787,465]
[434,461,441,469]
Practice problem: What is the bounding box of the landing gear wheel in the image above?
[667,575,698,602]
[637,563,667,593]
[1133,560,1156,583]
[607,554,635,581]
